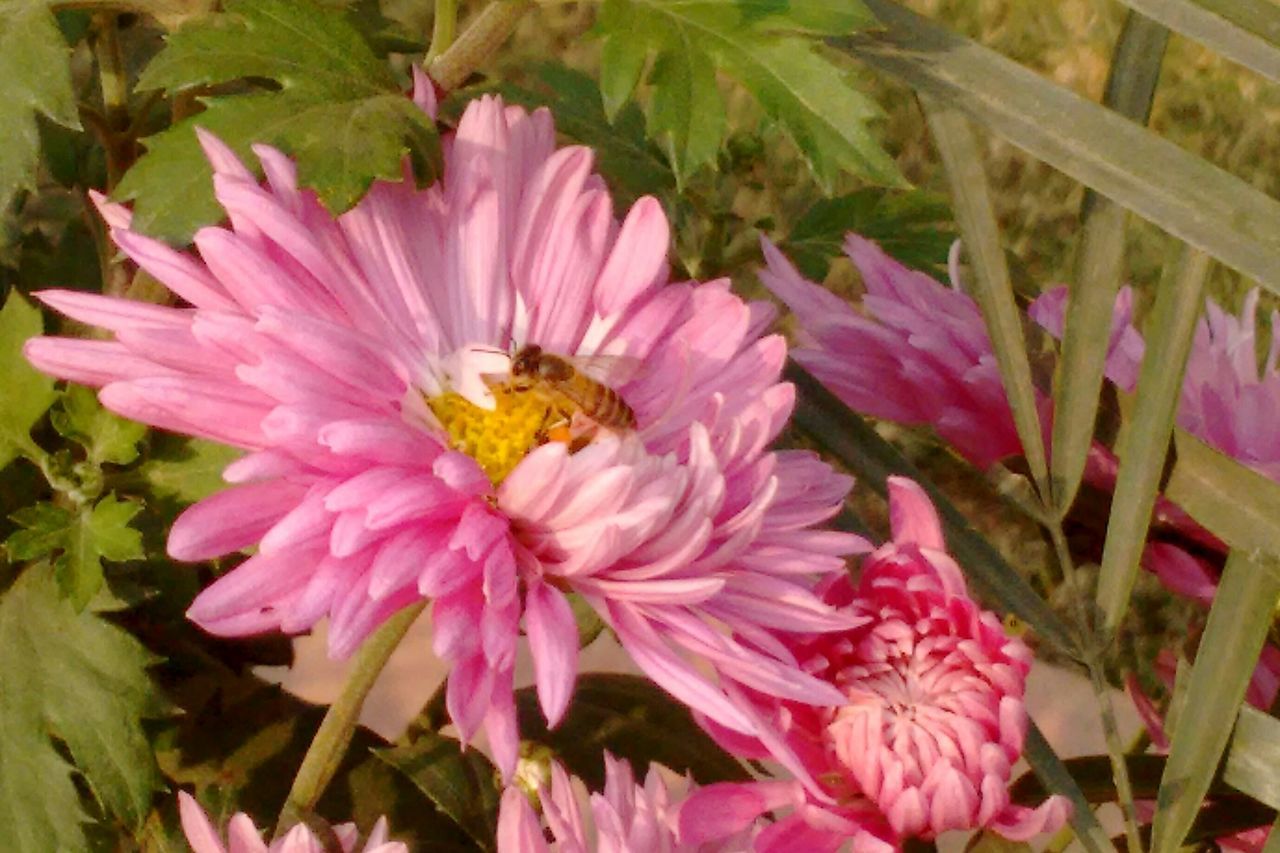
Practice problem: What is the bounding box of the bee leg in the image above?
[566,413,601,453]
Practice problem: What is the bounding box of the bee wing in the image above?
[567,353,644,386]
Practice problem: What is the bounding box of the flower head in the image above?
[498,753,752,852]
[759,235,1030,468]
[177,792,403,853]
[685,479,1070,847]
[26,86,866,777]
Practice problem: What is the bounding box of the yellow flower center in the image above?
[427,386,570,484]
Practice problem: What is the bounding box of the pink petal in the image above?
[525,581,579,726]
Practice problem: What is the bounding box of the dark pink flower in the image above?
[26,84,866,776]
[682,478,1070,848]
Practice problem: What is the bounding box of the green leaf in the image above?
[922,96,1050,498]
[1050,11,1169,514]
[0,0,81,212]
[515,673,751,790]
[1096,248,1210,632]
[1020,721,1116,853]
[1115,0,1280,83]
[141,438,240,504]
[375,731,500,851]
[5,495,144,608]
[786,361,1082,658]
[0,564,165,850]
[834,0,1280,293]
[51,386,147,466]
[1225,706,1280,811]
[1151,550,1280,853]
[0,291,57,468]
[116,0,442,243]
[782,187,954,281]
[596,0,901,187]
[1164,430,1280,555]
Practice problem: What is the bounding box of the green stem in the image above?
[426,0,459,63]
[1049,524,1144,853]
[92,12,131,189]
[427,0,534,92]
[277,601,426,834]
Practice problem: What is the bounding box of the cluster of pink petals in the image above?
[759,235,1032,468]
[177,792,404,853]
[498,753,754,852]
[680,478,1071,850]
[25,86,866,778]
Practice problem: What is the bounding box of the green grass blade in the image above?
[833,0,1280,292]
[1023,723,1117,853]
[1051,11,1169,515]
[1096,248,1210,633]
[786,362,1081,658]
[1165,430,1280,554]
[921,96,1050,499]
[1115,0,1280,82]
[1151,550,1280,853]
[1225,706,1280,811]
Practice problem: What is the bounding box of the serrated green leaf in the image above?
[141,438,239,504]
[0,565,165,850]
[515,673,750,790]
[1151,550,1280,853]
[6,495,144,608]
[1096,248,1209,632]
[0,291,57,469]
[0,0,80,212]
[596,0,901,188]
[116,0,441,243]
[375,731,500,850]
[783,187,953,280]
[52,386,147,466]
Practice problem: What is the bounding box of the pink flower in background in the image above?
[25,86,866,777]
[497,753,754,852]
[683,478,1070,848]
[1032,285,1280,480]
[759,235,1032,468]
[177,792,404,853]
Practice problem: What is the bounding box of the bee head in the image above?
[509,345,542,378]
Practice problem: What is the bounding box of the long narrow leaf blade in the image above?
[1165,430,1280,553]
[1151,550,1280,853]
[1225,706,1280,811]
[1115,0,1280,82]
[1023,723,1117,853]
[786,362,1080,657]
[921,97,1050,498]
[1051,11,1170,514]
[1097,248,1210,632]
[833,0,1280,292]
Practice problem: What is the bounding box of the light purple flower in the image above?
[25,84,867,777]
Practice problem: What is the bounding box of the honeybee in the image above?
[506,344,638,437]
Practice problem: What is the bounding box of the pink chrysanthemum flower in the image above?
[759,235,1033,468]
[25,86,866,776]
[177,792,404,853]
[497,753,754,852]
[682,478,1071,849]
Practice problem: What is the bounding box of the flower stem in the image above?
[91,12,132,189]
[426,0,459,63]
[1048,524,1144,853]
[426,0,534,93]
[277,601,426,834]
